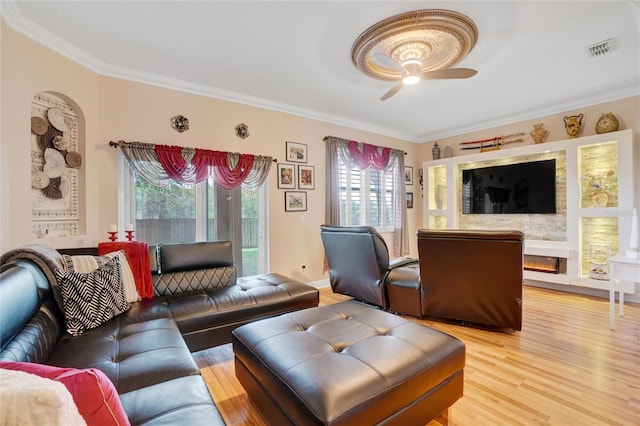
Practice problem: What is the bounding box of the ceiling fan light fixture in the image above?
[402,75,421,85]
[402,59,422,85]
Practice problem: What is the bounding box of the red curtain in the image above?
[155,145,193,183]
[194,149,254,189]
[154,145,255,189]
[347,141,391,170]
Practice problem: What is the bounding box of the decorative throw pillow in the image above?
[62,252,140,303]
[0,367,87,426]
[55,256,130,336]
[0,361,130,426]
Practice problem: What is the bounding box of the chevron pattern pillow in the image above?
[55,256,130,336]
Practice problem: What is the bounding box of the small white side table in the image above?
[608,253,640,329]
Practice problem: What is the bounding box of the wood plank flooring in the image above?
[192,286,640,426]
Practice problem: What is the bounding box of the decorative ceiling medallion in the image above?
[351,9,478,82]
[170,115,190,132]
[235,123,250,139]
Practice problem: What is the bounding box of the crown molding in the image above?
[1,0,104,74]
[1,1,415,143]
[416,85,640,143]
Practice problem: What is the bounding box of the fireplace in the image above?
[524,254,565,274]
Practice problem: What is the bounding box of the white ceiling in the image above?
[3,1,639,143]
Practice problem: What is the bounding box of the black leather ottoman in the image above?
[232,300,465,425]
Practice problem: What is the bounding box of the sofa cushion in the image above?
[0,361,130,426]
[119,375,224,425]
[55,256,130,336]
[47,317,200,394]
[166,274,320,346]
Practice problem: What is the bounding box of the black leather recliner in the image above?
[320,225,421,316]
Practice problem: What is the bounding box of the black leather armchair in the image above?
[417,229,524,330]
[320,225,420,315]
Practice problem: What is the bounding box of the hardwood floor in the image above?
[192,286,640,425]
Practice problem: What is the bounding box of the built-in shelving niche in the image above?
[423,129,634,293]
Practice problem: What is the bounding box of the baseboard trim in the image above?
[525,280,640,304]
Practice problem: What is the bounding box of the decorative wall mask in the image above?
[563,114,583,139]
[170,115,190,132]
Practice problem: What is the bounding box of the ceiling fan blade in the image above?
[420,68,478,79]
[371,53,407,74]
[380,82,404,101]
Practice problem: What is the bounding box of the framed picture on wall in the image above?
[298,165,315,190]
[286,141,307,163]
[406,192,414,209]
[277,163,295,189]
[404,166,413,185]
[285,191,307,212]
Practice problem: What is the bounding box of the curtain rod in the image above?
[109,140,277,162]
[322,136,406,155]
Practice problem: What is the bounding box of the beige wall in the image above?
[0,23,420,283]
[418,95,640,215]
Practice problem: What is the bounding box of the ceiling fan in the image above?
[351,9,480,101]
[371,53,477,101]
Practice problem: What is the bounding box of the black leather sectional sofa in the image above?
[0,241,319,425]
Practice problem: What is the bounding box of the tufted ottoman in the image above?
[232,300,465,425]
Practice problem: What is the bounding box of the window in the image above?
[121,156,266,277]
[338,157,397,230]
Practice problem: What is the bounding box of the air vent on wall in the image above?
[586,38,616,57]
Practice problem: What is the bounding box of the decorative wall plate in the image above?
[47,107,70,132]
[31,116,49,135]
[65,151,82,168]
[31,171,50,189]
[42,177,63,199]
[43,148,65,178]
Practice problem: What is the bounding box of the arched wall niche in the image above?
[30,91,86,237]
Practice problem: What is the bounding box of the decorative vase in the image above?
[432,141,440,160]
[443,145,453,158]
[592,191,608,207]
[589,244,610,280]
[530,123,549,144]
[563,114,583,139]
[595,112,619,134]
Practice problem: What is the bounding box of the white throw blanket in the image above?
[0,369,86,426]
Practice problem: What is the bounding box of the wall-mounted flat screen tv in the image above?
[462,159,556,214]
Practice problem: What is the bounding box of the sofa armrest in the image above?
[389,257,419,270]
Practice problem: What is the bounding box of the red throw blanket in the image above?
[98,241,154,299]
